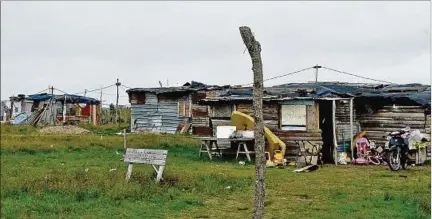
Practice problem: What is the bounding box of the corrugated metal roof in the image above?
[126,81,230,94]
[200,82,431,107]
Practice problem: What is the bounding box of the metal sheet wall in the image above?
[131,103,189,133]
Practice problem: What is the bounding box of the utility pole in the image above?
[49,86,55,125]
[84,89,87,97]
[115,78,121,124]
[239,26,265,219]
[313,65,321,83]
[100,86,103,125]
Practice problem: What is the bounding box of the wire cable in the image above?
[33,88,49,94]
[240,66,315,86]
[53,87,70,95]
[73,84,116,95]
[321,66,394,84]
[122,84,132,89]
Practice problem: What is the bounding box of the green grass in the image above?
[1,124,430,219]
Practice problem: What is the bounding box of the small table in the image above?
[196,137,255,161]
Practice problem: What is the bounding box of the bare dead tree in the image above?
[239,26,265,219]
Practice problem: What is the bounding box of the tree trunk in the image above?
[239,26,265,219]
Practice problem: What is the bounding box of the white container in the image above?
[238,130,254,138]
[216,126,237,138]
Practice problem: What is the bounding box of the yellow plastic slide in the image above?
[230,111,286,158]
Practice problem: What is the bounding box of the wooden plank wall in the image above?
[191,91,211,136]
[276,130,323,158]
[335,100,360,144]
[358,106,430,147]
[236,103,279,131]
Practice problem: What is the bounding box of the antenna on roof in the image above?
[313,65,322,83]
[158,81,163,88]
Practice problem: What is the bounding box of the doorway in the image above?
[319,100,335,163]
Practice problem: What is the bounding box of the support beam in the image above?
[332,100,338,165]
[349,98,354,161]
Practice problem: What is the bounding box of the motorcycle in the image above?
[385,127,428,171]
[386,129,409,171]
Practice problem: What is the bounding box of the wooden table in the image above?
[196,137,255,161]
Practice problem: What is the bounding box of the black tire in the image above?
[401,153,409,170]
[369,157,381,165]
[388,151,401,171]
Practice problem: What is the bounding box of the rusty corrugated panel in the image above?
[131,103,188,134]
[193,127,212,136]
[191,117,209,127]
[192,105,208,117]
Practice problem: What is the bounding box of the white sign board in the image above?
[124,148,168,165]
[124,148,168,182]
[216,126,237,138]
[281,105,307,126]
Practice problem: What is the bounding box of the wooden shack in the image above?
[126,81,228,134]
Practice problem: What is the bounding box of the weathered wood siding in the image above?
[335,100,360,144]
[191,91,210,136]
[276,130,323,158]
[358,106,430,147]
[236,103,279,131]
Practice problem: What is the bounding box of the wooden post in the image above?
[62,94,66,123]
[115,79,121,125]
[332,100,338,165]
[349,98,354,161]
[123,128,127,150]
[239,26,265,219]
[125,163,133,181]
[156,165,165,182]
[100,86,103,125]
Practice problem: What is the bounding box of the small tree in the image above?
[239,26,266,219]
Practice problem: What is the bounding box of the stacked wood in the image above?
[264,120,278,131]
[275,130,323,157]
[192,127,212,136]
[209,105,232,118]
[236,103,278,120]
[335,100,356,123]
[191,117,209,127]
[191,105,208,117]
[358,105,429,148]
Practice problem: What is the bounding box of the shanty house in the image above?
[9,93,100,125]
[126,81,230,134]
[1,101,10,122]
[200,82,431,162]
[126,81,431,163]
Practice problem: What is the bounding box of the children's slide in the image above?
[230,111,286,158]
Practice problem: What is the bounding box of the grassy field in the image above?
[1,125,430,219]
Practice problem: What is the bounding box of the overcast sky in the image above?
[1,1,430,105]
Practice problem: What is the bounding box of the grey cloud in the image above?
[1,1,430,105]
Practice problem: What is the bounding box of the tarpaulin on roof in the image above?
[26,94,100,104]
[126,81,230,94]
[203,83,431,107]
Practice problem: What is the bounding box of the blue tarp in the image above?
[215,83,431,107]
[26,94,100,104]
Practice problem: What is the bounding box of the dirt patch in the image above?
[39,125,90,135]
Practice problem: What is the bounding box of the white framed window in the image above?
[281,104,307,131]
